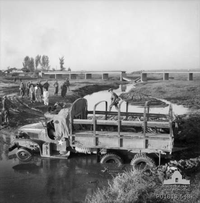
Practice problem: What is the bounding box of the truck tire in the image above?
[16,148,32,162]
[130,153,155,171]
[100,153,123,166]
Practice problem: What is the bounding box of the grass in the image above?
[123,79,200,109]
[85,169,200,203]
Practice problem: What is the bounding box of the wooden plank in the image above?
[73,119,170,128]
[72,131,170,139]
[72,134,171,151]
[87,111,168,118]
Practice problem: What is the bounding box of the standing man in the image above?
[43,80,50,91]
[1,95,10,124]
[26,81,31,97]
[53,80,59,95]
[108,88,120,111]
[66,78,70,91]
[35,83,42,102]
[43,89,49,106]
[38,81,43,96]
[29,83,35,103]
[61,79,68,98]
[19,80,25,97]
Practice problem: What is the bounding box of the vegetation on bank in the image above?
[122,79,200,109]
[85,168,200,203]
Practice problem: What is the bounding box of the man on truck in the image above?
[108,88,120,111]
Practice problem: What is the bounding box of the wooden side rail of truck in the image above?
[67,98,177,168]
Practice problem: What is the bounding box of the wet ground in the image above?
[0,133,116,203]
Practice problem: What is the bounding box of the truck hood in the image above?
[19,122,45,131]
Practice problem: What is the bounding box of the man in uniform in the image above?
[53,80,59,95]
[108,88,120,111]
[1,95,10,125]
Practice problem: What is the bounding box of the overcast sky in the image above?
[0,0,199,72]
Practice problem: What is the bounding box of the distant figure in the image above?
[66,78,70,91]
[19,80,25,97]
[14,77,17,83]
[61,79,68,98]
[29,84,35,103]
[26,81,31,97]
[53,80,59,95]
[43,89,49,106]
[43,80,50,91]
[1,95,10,124]
[35,83,42,102]
[108,88,120,111]
[38,81,43,96]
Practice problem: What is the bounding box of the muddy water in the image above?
[0,133,114,203]
[84,84,189,115]
[0,84,189,203]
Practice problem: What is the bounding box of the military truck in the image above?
[9,98,185,170]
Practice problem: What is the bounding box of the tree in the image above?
[59,56,65,71]
[29,57,35,72]
[68,67,71,71]
[41,55,50,71]
[22,56,34,72]
[35,55,41,69]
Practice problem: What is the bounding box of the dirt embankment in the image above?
[0,79,122,130]
[120,79,200,110]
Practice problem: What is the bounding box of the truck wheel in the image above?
[130,153,155,171]
[100,153,123,166]
[16,148,32,162]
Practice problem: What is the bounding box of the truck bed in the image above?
[70,130,172,152]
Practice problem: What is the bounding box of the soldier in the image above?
[29,83,35,103]
[43,88,49,106]
[61,79,68,98]
[66,78,70,91]
[38,80,43,96]
[108,88,120,111]
[1,96,10,124]
[19,80,25,97]
[43,80,50,91]
[26,81,31,97]
[53,80,59,95]
[35,83,42,102]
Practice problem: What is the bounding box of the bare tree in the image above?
[59,56,65,71]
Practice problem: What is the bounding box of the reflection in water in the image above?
[0,134,112,203]
[85,84,189,115]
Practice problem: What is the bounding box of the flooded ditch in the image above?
[0,83,191,203]
[84,84,189,115]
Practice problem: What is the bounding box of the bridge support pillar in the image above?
[120,71,126,81]
[163,73,169,80]
[102,73,109,80]
[85,73,92,79]
[70,74,77,80]
[188,73,193,81]
[141,73,147,82]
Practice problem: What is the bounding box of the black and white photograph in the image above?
[0,0,200,202]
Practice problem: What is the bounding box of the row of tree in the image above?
[20,55,72,72]
[22,55,50,72]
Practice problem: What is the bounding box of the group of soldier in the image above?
[19,79,50,104]
[18,78,70,104]
[1,77,120,126]
[0,78,71,126]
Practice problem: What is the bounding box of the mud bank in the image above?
[0,80,121,130]
[120,80,200,110]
